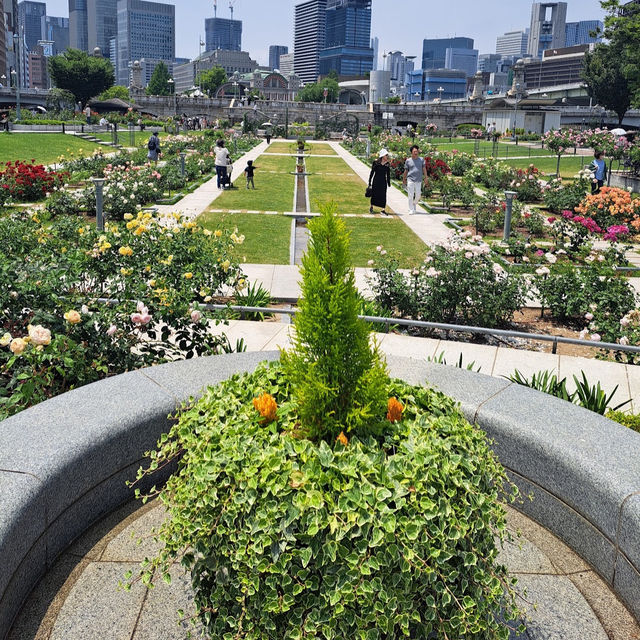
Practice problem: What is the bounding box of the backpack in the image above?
[147,137,157,151]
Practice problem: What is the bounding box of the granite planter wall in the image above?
[0,353,639,638]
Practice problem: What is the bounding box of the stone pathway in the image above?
[8,499,638,640]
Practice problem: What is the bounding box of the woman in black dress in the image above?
[368,149,391,215]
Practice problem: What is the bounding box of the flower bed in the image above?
[0,210,248,419]
[0,161,67,206]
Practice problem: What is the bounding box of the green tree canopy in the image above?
[196,66,228,97]
[296,78,340,103]
[583,42,631,125]
[146,61,171,96]
[98,85,130,101]
[48,48,115,108]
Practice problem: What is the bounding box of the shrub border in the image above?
[0,352,638,637]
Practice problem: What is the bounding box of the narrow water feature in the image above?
[291,148,310,265]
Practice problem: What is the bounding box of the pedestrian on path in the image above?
[215,139,230,189]
[147,130,161,165]
[590,150,607,194]
[244,160,256,189]
[403,145,427,214]
[368,149,391,215]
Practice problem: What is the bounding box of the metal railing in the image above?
[207,304,640,357]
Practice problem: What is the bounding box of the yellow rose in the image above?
[134,226,147,236]
[203,229,212,236]
[64,310,82,324]
[184,272,193,279]
[120,268,133,276]
[77,227,85,234]
[124,213,134,220]
[149,279,157,287]
[126,220,136,230]
[221,260,230,272]
[61,247,67,254]
[214,229,222,238]
[0,332,12,346]
[145,265,151,272]
[119,246,133,256]
[9,337,26,355]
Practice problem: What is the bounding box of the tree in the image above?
[45,87,76,113]
[146,61,171,96]
[583,42,631,125]
[98,85,130,101]
[48,48,115,109]
[195,66,228,97]
[296,78,340,103]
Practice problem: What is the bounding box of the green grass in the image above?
[345,217,427,268]
[210,155,295,212]
[92,130,170,148]
[266,141,337,155]
[502,155,588,179]
[306,156,372,214]
[0,133,104,165]
[197,211,291,264]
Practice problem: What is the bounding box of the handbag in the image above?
[365,186,372,198]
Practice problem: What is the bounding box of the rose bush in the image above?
[0,161,68,205]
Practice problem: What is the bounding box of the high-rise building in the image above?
[205,16,241,52]
[0,9,6,80]
[17,1,45,52]
[496,29,529,57]
[42,16,69,54]
[269,44,288,70]
[88,0,116,55]
[370,35,378,70]
[116,0,174,86]
[445,47,478,77]
[294,0,327,83]
[528,2,567,58]
[565,20,602,47]
[385,50,414,89]
[278,51,294,75]
[69,0,88,51]
[422,37,474,70]
[319,0,373,76]
[2,0,18,79]
[478,53,502,73]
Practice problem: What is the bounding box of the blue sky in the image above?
[43,0,606,66]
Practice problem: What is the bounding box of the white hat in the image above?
[378,148,389,158]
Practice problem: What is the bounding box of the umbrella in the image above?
[611,128,627,136]
[261,121,273,127]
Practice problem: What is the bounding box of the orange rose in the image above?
[387,397,404,423]
[253,393,277,424]
[336,431,348,446]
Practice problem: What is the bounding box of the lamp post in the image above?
[12,34,21,121]
[512,82,520,142]
[437,86,444,103]
[93,178,106,232]
[323,86,328,103]
[167,77,175,115]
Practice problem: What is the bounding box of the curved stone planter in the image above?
[0,353,639,638]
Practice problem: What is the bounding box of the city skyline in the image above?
[35,0,605,67]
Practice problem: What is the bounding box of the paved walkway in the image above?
[8,499,639,639]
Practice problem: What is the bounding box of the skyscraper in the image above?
[422,37,474,70]
[385,50,414,86]
[269,44,288,70]
[294,0,326,83]
[565,20,602,47]
[17,1,46,52]
[116,0,174,86]
[445,47,478,77]
[205,16,241,52]
[528,2,567,58]
[370,35,378,70]
[496,29,529,57]
[88,0,116,55]
[42,15,69,54]
[319,0,373,76]
[69,0,88,51]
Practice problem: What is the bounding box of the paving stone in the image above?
[496,535,556,574]
[377,332,440,362]
[101,504,167,562]
[492,347,559,380]
[429,340,498,375]
[133,564,205,640]
[49,562,145,640]
[514,574,607,640]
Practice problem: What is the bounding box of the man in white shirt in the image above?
[402,145,428,214]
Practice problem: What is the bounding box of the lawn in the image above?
[93,130,170,148]
[211,155,295,212]
[198,211,291,264]
[503,155,588,179]
[266,141,337,155]
[306,156,373,214]
[345,217,427,268]
[0,133,104,165]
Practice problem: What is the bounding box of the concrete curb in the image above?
[1,353,639,638]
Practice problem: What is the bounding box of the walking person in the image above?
[244,160,256,189]
[590,150,607,194]
[147,130,161,165]
[402,145,428,214]
[367,149,391,215]
[215,139,230,189]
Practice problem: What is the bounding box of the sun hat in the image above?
[378,148,389,158]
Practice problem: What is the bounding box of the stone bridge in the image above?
[0,87,48,111]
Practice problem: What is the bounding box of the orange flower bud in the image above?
[387,397,404,423]
[336,431,348,446]
[253,393,277,424]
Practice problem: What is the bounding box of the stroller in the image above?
[223,165,235,189]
